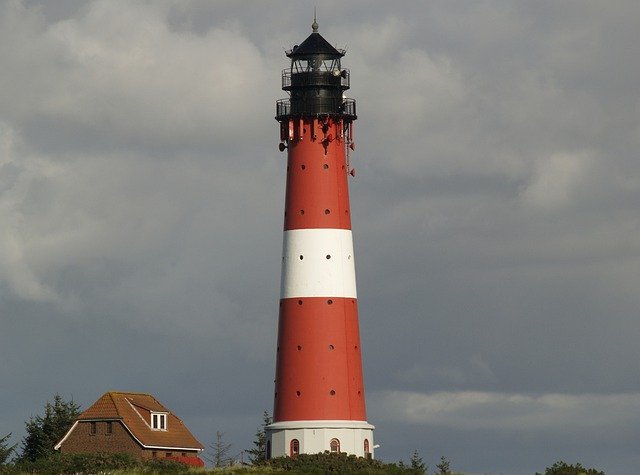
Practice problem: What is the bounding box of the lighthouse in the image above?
[266,20,375,459]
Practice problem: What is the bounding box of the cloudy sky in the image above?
[1,1,639,473]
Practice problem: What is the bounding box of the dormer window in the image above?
[151,412,167,431]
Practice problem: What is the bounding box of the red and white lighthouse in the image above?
[266,20,374,459]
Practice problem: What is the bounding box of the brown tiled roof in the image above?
[78,392,203,450]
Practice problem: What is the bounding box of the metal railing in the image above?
[281,69,350,90]
[342,98,356,117]
[276,99,291,118]
[276,98,356,119]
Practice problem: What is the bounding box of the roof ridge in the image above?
[129,400,167,412]
[107,391,155,397]
[107,392,120,418]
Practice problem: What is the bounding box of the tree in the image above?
[246,410,272,465]
[538,460,605,475]
[206,431,233,467]
[410,450,426,474]
[0,433,17,465]
[435,455,451,474]
[20,394,81,462]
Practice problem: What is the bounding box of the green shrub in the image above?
[13,452,139,473]
[539,460,605,475]
[8,452,195,474]
[267,452,419,474]
[143,457,195,473]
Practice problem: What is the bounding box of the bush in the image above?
[13,452,137,473]
[8,452,194,474]
[267,452,419,474]
[144,457,195,473]
[538,460,605,475]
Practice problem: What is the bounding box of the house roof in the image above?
[71,391,204,450]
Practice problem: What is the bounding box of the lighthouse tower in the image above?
[266,20,374,459]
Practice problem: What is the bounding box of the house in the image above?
[55,391,204,467]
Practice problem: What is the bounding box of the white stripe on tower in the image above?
[281,228,357,299]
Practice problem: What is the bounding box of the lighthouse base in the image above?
[266,420,374,459]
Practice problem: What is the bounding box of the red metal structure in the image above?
[266,19,374,459]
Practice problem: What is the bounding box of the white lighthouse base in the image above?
[266,420,375,459]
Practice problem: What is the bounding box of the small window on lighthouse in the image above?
[330,438,340,454]
[290,439,300,457]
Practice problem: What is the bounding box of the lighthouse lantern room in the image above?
[266,19,375,459]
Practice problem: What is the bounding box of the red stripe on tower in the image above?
[266,19,374,459]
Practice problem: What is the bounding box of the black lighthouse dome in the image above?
[287,24,344,60]
[276,21,356,120]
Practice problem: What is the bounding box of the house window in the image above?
[106,421,113,434]
[90,422,96,435]
[330,438,340,454]
[364,439,370,457]
[151,413,167,431]
[290,439,300,457]
[166,452,172,458]
[152,451,157,458]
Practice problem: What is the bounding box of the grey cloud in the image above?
[371,390,640,431]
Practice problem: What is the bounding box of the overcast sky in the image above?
[1,1,639,473]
